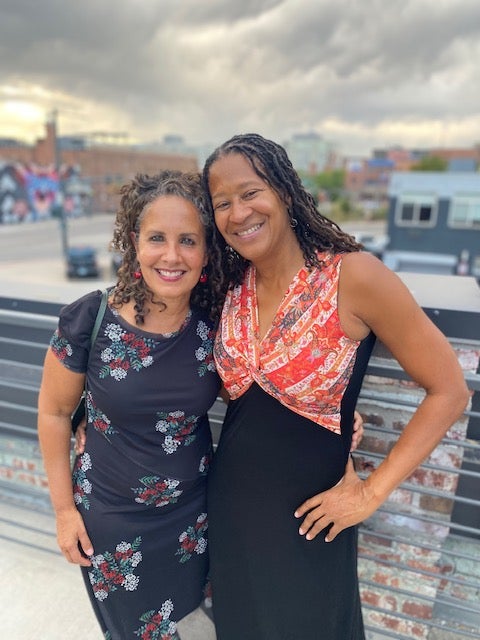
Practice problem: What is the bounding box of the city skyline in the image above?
[1,0,479,157]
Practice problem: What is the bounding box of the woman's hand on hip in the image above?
[294,457,378,542]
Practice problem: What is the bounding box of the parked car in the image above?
[354,232,389,259]
[66,246,100,278]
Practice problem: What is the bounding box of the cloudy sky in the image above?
[1,0,479,157]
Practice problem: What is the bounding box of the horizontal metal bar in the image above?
[361,578,480,615]
[371,504,480,537]
[362,604,479,639]
[0,400,38,415]
[365,362,480,392]
[0,421,37,437]
[359,529,480,564]
[363,423,480,452]
[0,336,50,351]
[359,390,480,418]
[358,551,480,591]
[356,448,480,480]
[357,472,480,508]
[0,308,58,329]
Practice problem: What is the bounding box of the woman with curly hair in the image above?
[38,170,226,639]
[202,133,468,639]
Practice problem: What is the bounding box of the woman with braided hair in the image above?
[202,133,468,639]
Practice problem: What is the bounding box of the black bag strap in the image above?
[71,288,109,433]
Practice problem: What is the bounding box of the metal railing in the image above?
[0,297,479,640]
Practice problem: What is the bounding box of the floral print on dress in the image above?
[132,476,183,508]
[72,452,92,509]
[99,323,156,381]
[88,537,142,601]
[175,513,208,563]
[155,410,198,454]
[134,600,178,640]
[198,452,211,475]
[86,391,118,438]
[195,320,216,377]
[214,253,361,434]
[50,330,73,362]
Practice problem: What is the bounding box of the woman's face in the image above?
[208,153,294,266]
[132,195,207,305]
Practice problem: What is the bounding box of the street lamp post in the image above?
[50,109,69,258]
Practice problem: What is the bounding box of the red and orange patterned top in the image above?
[214,252,361,435]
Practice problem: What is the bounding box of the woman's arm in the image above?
[295,252,469,541]
[38,349,94,565]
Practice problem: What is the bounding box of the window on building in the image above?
[395,193,437,227]
[449,195,480,228]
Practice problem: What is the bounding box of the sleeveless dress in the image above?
[208,253,375,640]
[50,290,221,640]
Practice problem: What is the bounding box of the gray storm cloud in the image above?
[1,0,479,154]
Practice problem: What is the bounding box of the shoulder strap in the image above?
[73,289,110,432]
[90,288,109,348]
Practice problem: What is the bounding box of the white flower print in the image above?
[111,367,128,381]
[105,323,124,341]
[195,346,208,361]
[101,347,114,363]
[161,599,174,617]
[196,320,209,341]
[88,538,142,601]
[156,410,183,433]
[162,436,178,454]
[80,453,92,472]
[123,574,140,591]
[81,479,92,493]
[196,538,207,554]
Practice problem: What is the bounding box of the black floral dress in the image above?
[50,290,221,640]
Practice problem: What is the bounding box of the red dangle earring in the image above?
[134,269,142,280]
[199,268,208,284]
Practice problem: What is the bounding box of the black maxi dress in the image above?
[50,290,221,640]
[207,257,376,640]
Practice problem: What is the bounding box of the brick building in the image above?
[0,117,198,213]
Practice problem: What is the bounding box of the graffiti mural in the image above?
[0,161,91,224]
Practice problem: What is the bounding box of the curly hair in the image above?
[111,170,226,325]
[202,133,362,286]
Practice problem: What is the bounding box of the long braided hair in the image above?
[202,133,362,286]
[111,170,226,325]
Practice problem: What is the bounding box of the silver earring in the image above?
[290,218,298,229]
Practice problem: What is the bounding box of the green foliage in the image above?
[300,169,345,201]
[411,155,448,171]
[313,169,345,200]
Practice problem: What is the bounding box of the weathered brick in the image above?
[418,494,454,515]
[401,600,433,619]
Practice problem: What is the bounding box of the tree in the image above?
[307,169,345,201]
[411,155,448,171]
